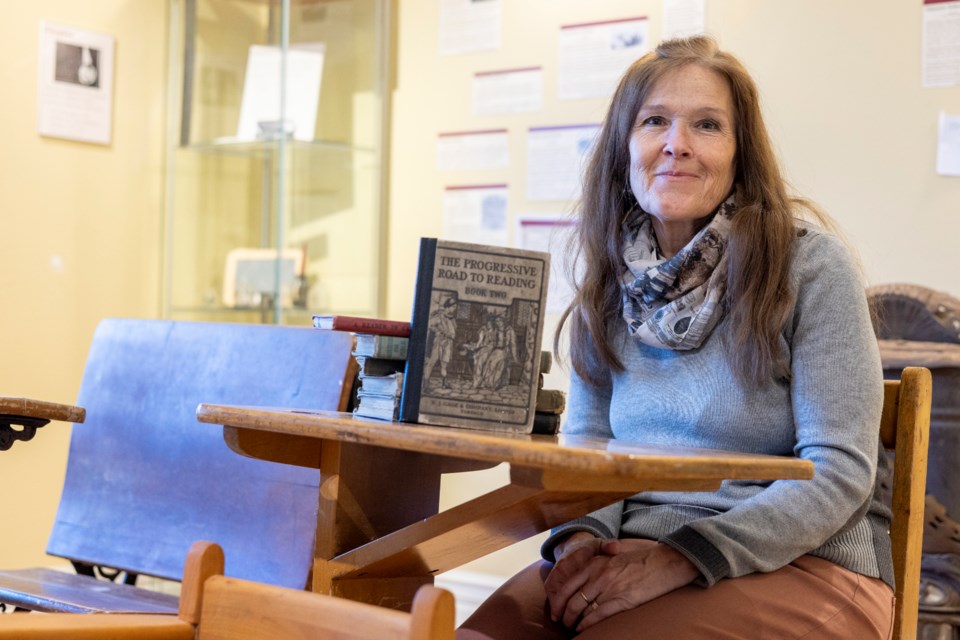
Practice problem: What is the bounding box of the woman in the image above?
[459,36,893,639]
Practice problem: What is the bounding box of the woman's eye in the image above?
[641,116,666,126]
[698,119,721,131]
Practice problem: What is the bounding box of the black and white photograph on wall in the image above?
[54,43,100,88]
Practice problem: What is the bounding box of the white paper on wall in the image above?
[439,0,501,56]
[663,0,706,39]
[473,67,543,115]
[442,184,510,246]
[37,21,115,145]
[937,112,960,175]
[526,124,601,202]
[437,129,510,171]
[923,0,960,88]
[516,215,577,313]
[558,17,649,100]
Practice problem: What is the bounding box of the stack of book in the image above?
[533,351,566,435]
[312,315,410,421]
[314,236,551,432]
[314,314,566,431]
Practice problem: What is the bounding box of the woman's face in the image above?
[628,64,737,249]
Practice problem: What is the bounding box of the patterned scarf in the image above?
[620,194,737,350]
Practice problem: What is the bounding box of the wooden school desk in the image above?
[0,397,85,451]
[196,405,814,609]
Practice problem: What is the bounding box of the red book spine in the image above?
[319,315,412,338]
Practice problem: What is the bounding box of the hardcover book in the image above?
[358,372,404,397]
[535,388,566,414]
[539,350,553,375]
[399,238,550,433]
[313,314,412,338]
[532,411,561,435]
[355,356,406,378]
[354,392,400,421]
[353,334,409,360]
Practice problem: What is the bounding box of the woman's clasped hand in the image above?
[545,534,699,632]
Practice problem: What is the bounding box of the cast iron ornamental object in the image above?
[0,415,50,451]
[868,284,960,639]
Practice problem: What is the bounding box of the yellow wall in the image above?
[2,0,959,585]
[0,2,165,567]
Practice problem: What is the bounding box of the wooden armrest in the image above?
[0,614,194,639]
[0,397,85,423]
[0,397,85,451]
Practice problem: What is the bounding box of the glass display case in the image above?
[163,0,389,324]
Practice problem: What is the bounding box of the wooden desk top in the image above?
[196,404,814,482]
[0,397,85,423]
[198,404,814,606]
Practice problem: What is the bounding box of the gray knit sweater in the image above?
[542,228,893,589]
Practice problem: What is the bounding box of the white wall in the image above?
[387,0,960,581]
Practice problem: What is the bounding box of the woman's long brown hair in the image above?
[557,36,799,389]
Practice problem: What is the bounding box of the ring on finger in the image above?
[590,601,600,612]
[579,591,591,604]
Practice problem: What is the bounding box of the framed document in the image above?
[37,22,115,145]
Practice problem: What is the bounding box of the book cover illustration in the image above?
[400,238,549,433]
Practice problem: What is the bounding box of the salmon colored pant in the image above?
[458,555,894,640]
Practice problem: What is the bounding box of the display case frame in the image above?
[162,0,390,324]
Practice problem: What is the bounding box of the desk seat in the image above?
[0,568,177,613]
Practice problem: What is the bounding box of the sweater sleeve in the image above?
[661,231,884,585]
[540,363,625,562]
